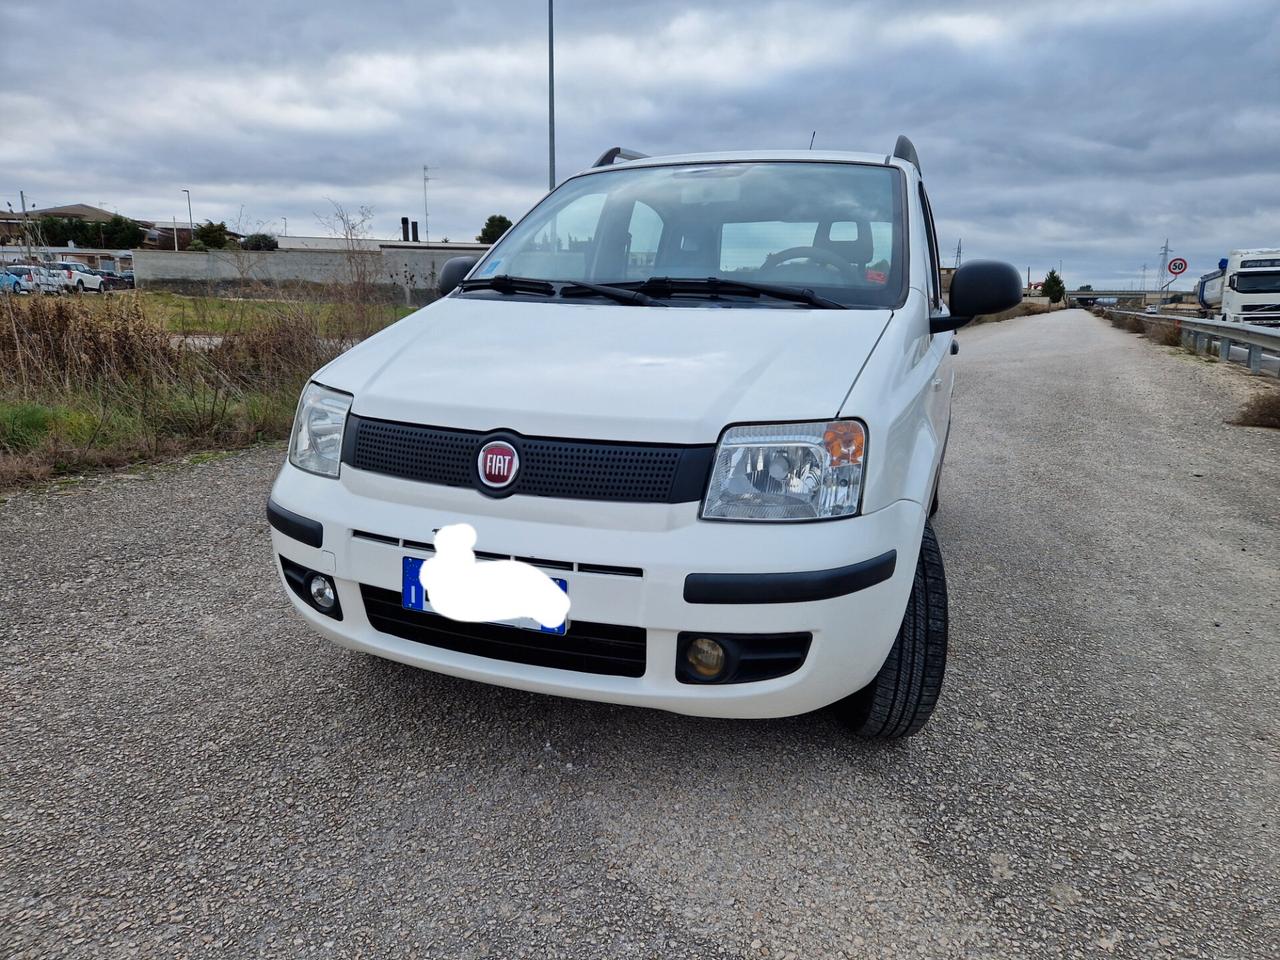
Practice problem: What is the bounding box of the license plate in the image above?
[401,556,569,635]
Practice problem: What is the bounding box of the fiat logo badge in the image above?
[477,440,519,489]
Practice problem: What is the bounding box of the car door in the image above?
[918,185,953,466]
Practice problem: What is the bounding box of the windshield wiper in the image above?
[631,276,847,309]
[457,274,556,296]
[559,280,665,306]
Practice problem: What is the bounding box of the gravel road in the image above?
[3,309,1278,959]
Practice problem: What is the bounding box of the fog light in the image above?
[308,574,336,611]
[686,637,726,679]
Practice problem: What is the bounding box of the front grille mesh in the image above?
[360,584,647,677]
[343,414,713,503]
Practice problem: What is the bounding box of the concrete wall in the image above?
[134,243,488,303]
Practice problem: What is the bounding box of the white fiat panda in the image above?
[267,137,1021,738]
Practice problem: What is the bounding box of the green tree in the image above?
[241,232,279,251]
[193,220,232,249]
[476,214,512,244]
[1043,269,1066,304]
[100,215,145,249]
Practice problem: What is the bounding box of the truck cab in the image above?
[1198,249,1280,326]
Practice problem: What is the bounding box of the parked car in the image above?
[7,264,62,294]
[119,270,135,288]
[51,261,105,293]
[266,138,1021,738]
[92,268,127,290]
[1,267,30,294]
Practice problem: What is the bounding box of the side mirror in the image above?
[933,260,1023,333]
[438,256,479,296]
[1227,274,1237,291]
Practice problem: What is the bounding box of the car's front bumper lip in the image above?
[683,550,897,603]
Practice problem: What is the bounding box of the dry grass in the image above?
[972,301,1053,324]
[1236,387,1280,429]
[0,292,391,488]
[1146,320,1183,347]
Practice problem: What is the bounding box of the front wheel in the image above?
[835,522,948,738]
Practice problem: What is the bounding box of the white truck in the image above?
[1197,249,1280,326]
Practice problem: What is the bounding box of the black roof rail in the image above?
[593,147,649,168]
[890,135,921,175]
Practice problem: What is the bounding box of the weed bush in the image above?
[1236,388,1280,429]
[1146,321,1183,346]
[0,291,389,486]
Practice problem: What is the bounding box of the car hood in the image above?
[322,297,892,444]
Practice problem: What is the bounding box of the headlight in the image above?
[701,420,866,521]
[288,382,353,478]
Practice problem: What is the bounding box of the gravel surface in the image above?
[2,309,1277,959]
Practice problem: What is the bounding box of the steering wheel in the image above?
[758,246,862,283]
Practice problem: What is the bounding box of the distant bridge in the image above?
[1066,289,1192,304]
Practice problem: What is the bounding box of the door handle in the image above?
[932,377,943,390]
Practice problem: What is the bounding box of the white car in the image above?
[6,264,63,294]
[51,261,105,293]
[267,139,1021,737]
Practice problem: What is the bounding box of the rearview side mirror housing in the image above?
[932,260,1023,334]
[438,256,479,297]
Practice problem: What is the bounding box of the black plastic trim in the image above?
[343,414,715,504]
[683,550,896,604]
[675,631,812,684]
[267,497,323,548]
[279,556,343,621]
[360,584,646,677]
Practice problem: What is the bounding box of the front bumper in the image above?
[267,461,925,719]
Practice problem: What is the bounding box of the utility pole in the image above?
[282,216,287,236]
[182,189,194,237]
[19,190,34,264]
[422,165,432,244]
[954,239,962,270]
[1140,263,1148,306]
[547,0,556,191]
[1156,237,1172,303]
[172,217,179,251]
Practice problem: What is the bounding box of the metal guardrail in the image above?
[1105,310,1280,377]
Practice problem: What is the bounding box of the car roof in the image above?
[576,148,910,177]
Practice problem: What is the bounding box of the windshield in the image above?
[1234,271,1280,294]
[472,161,906,308]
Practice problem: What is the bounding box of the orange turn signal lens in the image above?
[823,421,865,466]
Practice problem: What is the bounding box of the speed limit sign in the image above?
[1168,257,1188,275]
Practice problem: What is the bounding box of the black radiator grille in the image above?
[360,584,647,677]
[342,414,713,503]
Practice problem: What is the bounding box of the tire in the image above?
[836,522,948,739]
[76,280,85,293]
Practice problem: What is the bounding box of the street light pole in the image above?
[547,0,556,191]
[182,189,194,237]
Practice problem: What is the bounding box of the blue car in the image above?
[2,266,33,294]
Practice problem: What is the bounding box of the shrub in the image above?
[1236,388,1280,429]
[0,290,383,486]
[1147,321,1182,346]
[242,232,279,251]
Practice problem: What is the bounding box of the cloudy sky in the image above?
[3,0,1277,288]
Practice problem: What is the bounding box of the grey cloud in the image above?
[2,0,1277,286]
